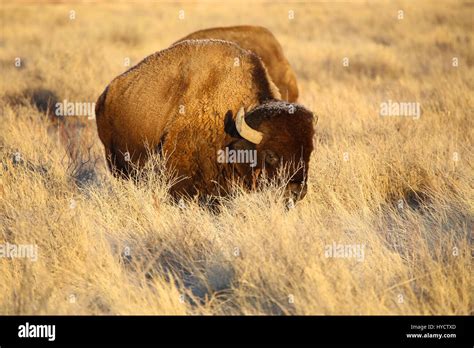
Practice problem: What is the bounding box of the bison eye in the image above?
[265,151,280,166]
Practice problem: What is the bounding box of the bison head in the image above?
[224,101,316,201]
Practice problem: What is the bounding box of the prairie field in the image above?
[0,0,472,315]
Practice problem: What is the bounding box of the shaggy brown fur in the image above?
[175,26,299,102]
[96,40,315,200]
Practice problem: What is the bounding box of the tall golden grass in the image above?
[0,0,472,314]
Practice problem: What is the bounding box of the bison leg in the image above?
[105,148,133,179]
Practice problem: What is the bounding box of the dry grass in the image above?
[0,0,472,315]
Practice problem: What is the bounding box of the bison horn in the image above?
[235,107,263,144]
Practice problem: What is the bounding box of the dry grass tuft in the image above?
[0,0,472,315]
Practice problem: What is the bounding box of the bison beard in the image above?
[95,39,316,203]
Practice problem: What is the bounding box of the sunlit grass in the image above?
[0,0,472,315]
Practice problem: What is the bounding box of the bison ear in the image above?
[224,110,241,138]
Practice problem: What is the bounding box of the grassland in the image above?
[0,0,472,315]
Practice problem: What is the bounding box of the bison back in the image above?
[175,26,299,101]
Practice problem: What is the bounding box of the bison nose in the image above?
[286,182,307,201]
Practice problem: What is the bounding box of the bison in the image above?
[96,39,316,201]
[174,25,299,102]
